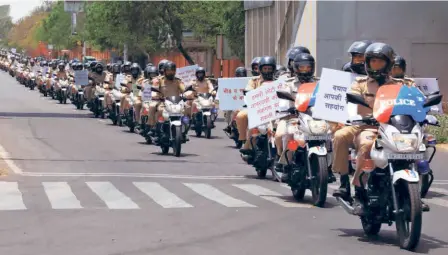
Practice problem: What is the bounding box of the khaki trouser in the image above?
[236,110,248,141]
[103,90,112,108]
[85,85,95,102]
[224,110,233,125]
[274,119,294,164]
[134,96,142,124]
[332,126,377,187]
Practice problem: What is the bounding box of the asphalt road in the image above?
[0,71,448,255]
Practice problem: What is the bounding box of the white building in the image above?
[245,1,448,95]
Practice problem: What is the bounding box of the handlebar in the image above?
[346,116,379,126]
[275,107,297,115]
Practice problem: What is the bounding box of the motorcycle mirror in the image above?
[428,91,440,96]
[423,94,443,108]
[150,86,161,93]
[346,92,371,108]
[242,90,248,95]
[184,86,194,92]
[276,91,295,102]
[137,85,142,90]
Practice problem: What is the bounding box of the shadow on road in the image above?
[0,112,91,119]
[333,228,448,253]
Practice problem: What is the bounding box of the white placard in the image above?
[246,81,287,129]
[42,66,48,75]
[115,74,125,89]
[11,48,16,54]
[142,81,152,101]
[32,66,39,76]
[176,65,198,86]
[313,68,358,123]
[413,78,443,114]
[74,70,88,86]
[217,77,250,110]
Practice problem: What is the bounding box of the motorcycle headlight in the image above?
[307,120,329,135]
[257,124,268,135]
[392,133,418,152]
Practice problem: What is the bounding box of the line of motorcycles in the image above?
[2,62,443,250]
[225,81,442,251]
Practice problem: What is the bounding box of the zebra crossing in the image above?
[0,181,315,210]
[1,181,448,211]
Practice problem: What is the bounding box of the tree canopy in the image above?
[7,1,245,62]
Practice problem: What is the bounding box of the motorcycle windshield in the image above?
[295,82,319,112]
[373,84,427,123]
[166,96,183,104]
[198,93,211,99]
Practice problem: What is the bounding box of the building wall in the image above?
[244,1,303,67]
[315,1,448,94]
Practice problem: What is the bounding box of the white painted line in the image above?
[184,183,256,208]
[233,184,312,208]
[423,198,448,208]
[42,182,82,209]
[0,143,23,174]
[86,182,139,209]
[134,182,192,208]
[21,172,247,180]
[0,182,26,210]
[428,187,448,196]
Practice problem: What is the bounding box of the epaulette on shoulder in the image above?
[403,76,415,82]
[391,77,404,83]
[355,76,368,82]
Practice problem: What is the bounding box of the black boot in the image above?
[223,125,231,134]
[333,174,351,201]
[352,187,365,216]
[422,200,430,212]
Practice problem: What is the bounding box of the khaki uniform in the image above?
[235,76,265,149]
[332,76,404,186]
[147,77,185,126]
[191,79,215,117]
[87,72,106,102]
[274,77,302,163]
[120,75,139,114]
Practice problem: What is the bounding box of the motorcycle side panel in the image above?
[392,169,419,184]
[171,120,182,126]
[308,146,327,157]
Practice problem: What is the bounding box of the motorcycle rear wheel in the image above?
[395,182,422,251]
[361,216,382,236]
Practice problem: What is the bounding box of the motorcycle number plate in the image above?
[387,153,424,160]
[304,135,332,140]
[169,113,183,117]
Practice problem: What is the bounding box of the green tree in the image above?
[0,5,13,46]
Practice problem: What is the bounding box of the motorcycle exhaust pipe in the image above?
[335,197,356,215]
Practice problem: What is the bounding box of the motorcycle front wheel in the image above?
[395,182,422,251]
[310,154,328,207]
[172,126,182,157]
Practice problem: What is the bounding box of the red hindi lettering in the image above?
[233,95,237,100]
[233,89,237,93]
[239,96,244,100]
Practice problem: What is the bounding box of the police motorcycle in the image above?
[109,86,123,126]
[92,82,107,119]
[56,78,69,104]
[335,86,442,251]
[225,111,242,148]
[149,86,193,157]
[191,88,219,139]
[120,90,137,132]
[275,82,331,207]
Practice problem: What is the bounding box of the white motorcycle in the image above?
[191,91,218,138]
[57,79,69,104]
[149,86,193,157]
[335,90,442,251]
[276,88,331,207]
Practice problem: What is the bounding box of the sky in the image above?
[2,0,42,23]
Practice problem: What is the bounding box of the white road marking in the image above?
[134,182,192,208]
[43,182,82,209]
[428,187,448,196]
[0,182,26,210]
[233,184,312,208]
[184,183,256,208]
[21,172,248,180]
[86,182,139,209]
[0,143,23,174]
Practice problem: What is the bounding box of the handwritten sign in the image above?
[217,77,250,110]
[74,70,88,86]
[176,65,198,86]
[115,74,125,89]
[276,76,294,111]
[142,81,152,101]
[246,80,287,129]
[414,78,443,114]
[313,68,357,123]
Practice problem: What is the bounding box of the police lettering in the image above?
[380,99,416,107]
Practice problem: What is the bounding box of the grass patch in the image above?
[427,101,448,144]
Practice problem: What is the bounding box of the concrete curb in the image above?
[436,144,448,151]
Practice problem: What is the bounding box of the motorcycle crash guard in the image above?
[392,169,419,184]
